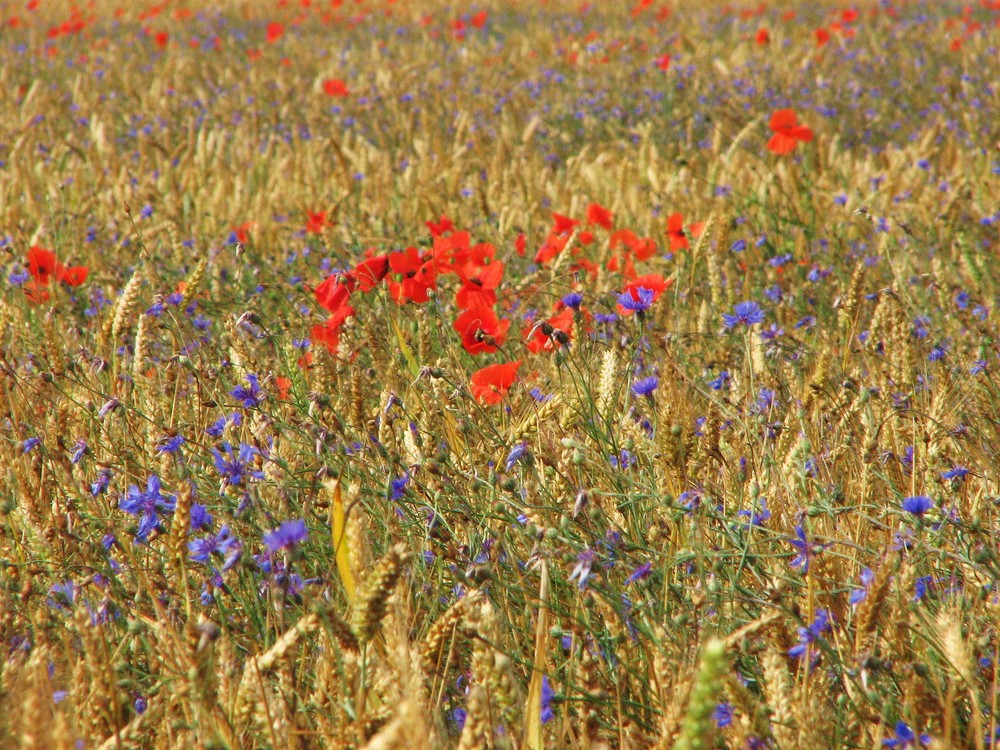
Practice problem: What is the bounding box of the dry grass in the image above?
[0,0,998,747]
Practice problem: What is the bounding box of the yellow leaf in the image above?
[327,478,355,604]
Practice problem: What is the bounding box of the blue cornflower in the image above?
[189,503,213,531]
[505,443,529,472]
[789,525,826,572]
[157,435,185,455]
[22,437,41,453]
[914,575,933,601]
[617,286,655,314]
[723,301,766,328]
[561,292,583,310]
[568,548,596,590]
[390,472,410,501]
[119,475,177,542]
[540,676,555,724]
[902,495,933,517]
[231,373,264,408]
[883,721,930,748]
[850,568,875,606]
[788,609,831,660]
[708,371,730,390]
[941,466,969,482]
[737,499,770,528]
[625,562,653,586]
[263,519,308,553]
[212,442,263,487]
[713,702,734,728]
[730,239,747,252]
[90,468,112,496]
[70,439,88,464]
[189,524,241,568]
[631,376,659,397]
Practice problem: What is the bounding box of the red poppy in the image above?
[266,22,285,43]
[586,202,613,230]
[387,246,437,304]
[515,233,526,257]
[665,213,691,251]
[534,231,570,265]
[312,317,342,355]
[767,109,814,155]
[314,274,355,312]
[275,376,292,400]
[524,307,573,353]
[154,31,169,48]
[305,210,328,234]
[654,53,671,71]
[551,213,580,234]
[755,28,770,45]
[354,254,389,292]
[322,78,349,97]
[59,266,88,286]
[610,229,657,261]
[28,246,62,285]
[470,10,488,28]
[455,256,504,310]
[453,306,510,355]
[814,27,830,46]
[426,215,454,237]
[470,360,521,405]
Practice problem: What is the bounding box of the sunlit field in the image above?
[1,0,999,747]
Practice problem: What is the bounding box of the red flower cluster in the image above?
[24,246,88,302]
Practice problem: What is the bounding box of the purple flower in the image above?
[569,548,596,590]
[90,468,112,497]
[390,472,410,501]
[713,702,734,728]
[263,519,308,553]
[625,562,653,586]
[902,495,933,517]
[561,292,583,310]
[119,475,176,542]
[883,721,930,748]
[22,437,41,453]
[212,442,264,487]
[617,286,655,314]
[789,525,827,573]
[231,373,264,408]
[788,609,831,660]
[157,435,185,455]
[722,301,766,328]
[540,676,555,724]
[189,524,241,568]
[631,376,659,397]
[505,443,529,472]
[940,466,969,482]
[850,568,875,606]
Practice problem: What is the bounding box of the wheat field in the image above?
[0,0,999,748]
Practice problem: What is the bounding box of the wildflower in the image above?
[505,442,529,471]
[263,519,308,553]
[665,212,690,251]
[561,292,583,310]
[119,475,177,543]
[631,376,659,397]
[788,609,831,659]
[470,360,521,405]
[767,109,814,155]
[617,274,670,317]
[70,439,88,464]
[390,472,409,501]
[883,721,931,748]
[212,442,264,487]
[617,286,654,314]
[713,702,734,728]
[723,301,766,328]
[189,503,213,531]
[625,562,653,585]
[265,21,285,43]
[586,202,613,229]
[737,499,770,528]
[90,468,112,496]
[789,524,826,572]
[708,371,730,390]
[568,548,596,590]
[189,524,241,568]
[305,210,327,234]
[454,307,510,355]
[540,676,555,723]
[941,466,969,482]
[231,374,264,408]
[524,308,573,353]
[156,434,185,455]
[388,246,438,304]
[322,78,349,97]
[850,568,875,606]
[902,495,933,517]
